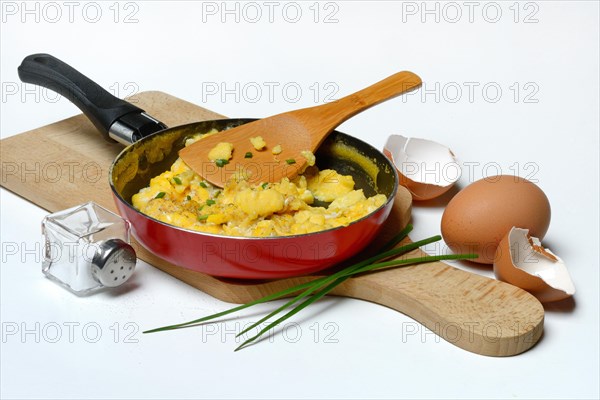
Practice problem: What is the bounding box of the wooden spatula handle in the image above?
[348,70,423,108]
[301,71,422,141]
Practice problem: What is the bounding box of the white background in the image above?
[1,1,599,399]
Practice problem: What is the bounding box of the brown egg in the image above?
[441,175,551,264]
[494,227,575,303]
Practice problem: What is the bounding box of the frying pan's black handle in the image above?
[18,54,166,144]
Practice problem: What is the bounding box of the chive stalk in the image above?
[236,233,439,339]
[144,225,414,334]
[143,224,478,352]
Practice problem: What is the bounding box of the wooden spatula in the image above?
[179,71,422,187]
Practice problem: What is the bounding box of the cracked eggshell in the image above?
[494,227,575,303]
[383,135,460,201]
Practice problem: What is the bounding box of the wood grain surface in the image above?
[0,91,544,356]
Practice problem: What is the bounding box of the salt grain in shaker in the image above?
[42,202,136,295]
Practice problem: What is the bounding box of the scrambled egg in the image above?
[250,136,266,150]
[132,134,387,237]
[301,150,316,167]
[271,144,282,155]
[207,142,233,162]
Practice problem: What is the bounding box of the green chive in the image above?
[285,159,296,165]
[173,177,182,185]
[215,159,229,167]
[197,215,209,221]
[186,195,191,201]
[206,199,216,206]
[145,225,414,334]
[198,205,205,211]
[200,182,208,188]
[245,152,253,158]
[154,192,166,199]
[214,190,221,198]
[236,229,432,339]
[143,224,478,352]
[236,253,477,352]
[261,183,268,189]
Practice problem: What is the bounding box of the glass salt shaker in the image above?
[42,202,136,295]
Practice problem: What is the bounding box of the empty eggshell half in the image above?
[494,227,575,303]
[383,135,460,200]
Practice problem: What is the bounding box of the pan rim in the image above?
[108,118,399,241]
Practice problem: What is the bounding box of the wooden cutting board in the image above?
[0,91,544,356]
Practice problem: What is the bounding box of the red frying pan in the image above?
[18,54,398,279]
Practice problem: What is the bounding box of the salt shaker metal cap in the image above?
[91,239,136,287]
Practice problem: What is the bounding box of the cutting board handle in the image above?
[18,54,166,144]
